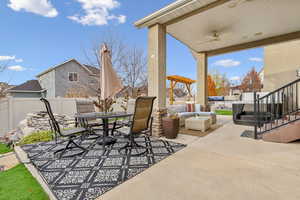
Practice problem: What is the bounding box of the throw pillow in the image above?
[186,103,195,112]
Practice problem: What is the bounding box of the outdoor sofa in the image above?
[167,104,217,127]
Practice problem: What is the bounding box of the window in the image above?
[69,72,78,82]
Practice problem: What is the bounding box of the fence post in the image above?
[8,96,14,130]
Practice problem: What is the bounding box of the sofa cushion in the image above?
[195,104,201,112]
[177,112,196,118]
[167,104,186,113]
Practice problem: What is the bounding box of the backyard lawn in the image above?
[215,110,233,116]
[0,143,12,154]
[0,164,49,200]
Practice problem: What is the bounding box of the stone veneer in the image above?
[1,111,74,143]
[152,108,167,137]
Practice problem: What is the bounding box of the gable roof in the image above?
[36,59,100,77]
[84,64,100,75]
[9,80,43,92]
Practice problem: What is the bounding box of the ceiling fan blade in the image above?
[197,38,219,45]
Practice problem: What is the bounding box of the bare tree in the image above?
[0,62,10,98]
[120,46,147,97]
[83,30,126,71]
[83,30,147,98]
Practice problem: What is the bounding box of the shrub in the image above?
[18,130,54,146]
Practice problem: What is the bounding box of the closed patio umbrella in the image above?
[100,43,123,110]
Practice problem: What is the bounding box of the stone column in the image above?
[195,53,208,110]
[148,24,167,137]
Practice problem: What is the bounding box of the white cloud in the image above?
[15,58,23,63]
[8,65,26,71]
[7,0,58,18]
[249,57,263,62]
[68,0,126,26]
[0,55,16,61]
[213,59,241,67]
[230,76,241,81]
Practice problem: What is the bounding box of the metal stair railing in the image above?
[254,78,300,139]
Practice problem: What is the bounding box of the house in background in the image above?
[8,80,46,98]
[8,59,100,98]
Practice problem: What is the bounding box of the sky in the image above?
[0,0,264,86]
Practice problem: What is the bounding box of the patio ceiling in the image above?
[135,0,300,56]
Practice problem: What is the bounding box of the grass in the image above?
[0,143,12,154]
[18,130,53,146]
[0,164,49,200]
[215,109,233,116]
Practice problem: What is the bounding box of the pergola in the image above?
[167,75,196,105]
[135,0,300,136]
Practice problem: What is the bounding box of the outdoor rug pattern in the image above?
[21,135,186,200]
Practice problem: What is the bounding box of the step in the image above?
[262,120,300,143]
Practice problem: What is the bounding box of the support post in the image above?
[195,53,208,110]
[148,24,167,137]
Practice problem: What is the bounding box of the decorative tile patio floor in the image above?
[21,135,186,200]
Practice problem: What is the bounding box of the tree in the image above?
[207,75,217,96]
[210,70,230,96]
[120,46,147,97]
[240,67,262,92]
[84,30,147,98]
[65,87,90,98]
[0,62,10,98]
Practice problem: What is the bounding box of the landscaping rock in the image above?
[3,111,75,143]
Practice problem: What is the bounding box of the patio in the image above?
[99,116,300,200]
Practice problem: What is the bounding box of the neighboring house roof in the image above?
[84,64,100,75]
[36,59,100,77]
[9,80,44,93]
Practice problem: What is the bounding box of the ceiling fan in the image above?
[228,0,254,8]
[197,31,223,45]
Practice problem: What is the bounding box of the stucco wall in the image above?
[264,40,300,92]
[38,70,55,98]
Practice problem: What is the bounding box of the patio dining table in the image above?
[75,112,133,146]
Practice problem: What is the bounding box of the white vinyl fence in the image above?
[0,97,80,137]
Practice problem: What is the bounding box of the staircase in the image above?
[254,78,300,143]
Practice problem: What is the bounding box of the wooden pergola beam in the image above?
[167,75,196,105]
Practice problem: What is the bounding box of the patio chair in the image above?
[76,99,103,138]
[40,98,87,158]
[118,96,156,156]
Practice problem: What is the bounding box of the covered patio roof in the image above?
[135,0,300,136]
[135,0,300,56]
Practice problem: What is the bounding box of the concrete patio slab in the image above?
[100,118,300,200]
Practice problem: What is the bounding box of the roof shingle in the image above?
[9,80,43,92]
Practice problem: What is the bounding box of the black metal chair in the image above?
[41,98,88,158]
[118,96,156,156]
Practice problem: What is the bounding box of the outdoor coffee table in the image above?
[185,117,211,132]
[75,112,133,146]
